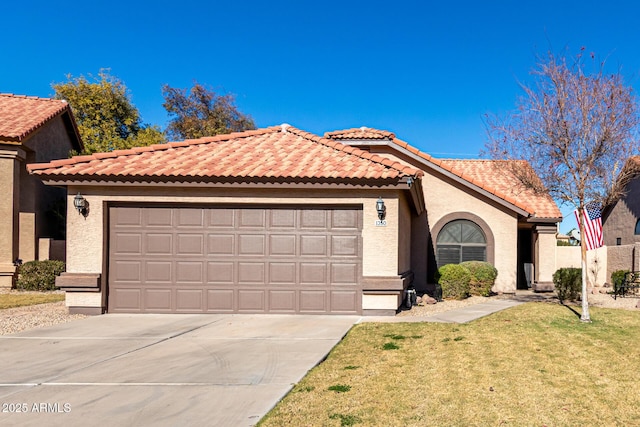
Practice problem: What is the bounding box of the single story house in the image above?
[28,125,561,315]
[0,94,83,287]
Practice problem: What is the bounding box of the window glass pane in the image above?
[437,246,460,266]
[461,222,486,243]
[461,246,486,262]
[635,219,640,235]
[437,223,461,243]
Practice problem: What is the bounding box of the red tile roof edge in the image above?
[0,93,72,142]
[28,125,423,179]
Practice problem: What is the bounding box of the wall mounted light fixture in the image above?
[74,192,89,217]
[376,197,386,220]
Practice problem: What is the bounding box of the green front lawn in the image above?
[259,302,640,426]
[0,293,65,310]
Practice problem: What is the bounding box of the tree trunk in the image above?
[579,208,591,322]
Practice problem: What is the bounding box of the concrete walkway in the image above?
[360,298,525,323]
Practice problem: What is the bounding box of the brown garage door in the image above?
[108,206,362,314]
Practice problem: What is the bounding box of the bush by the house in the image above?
[460,261,497,297]
[611,270,630,294]
[552,267,581,303]
[437,264,471,300]
[16,260,65,291]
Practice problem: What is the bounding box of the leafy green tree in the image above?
[485,48,640,322]
[162,82,255,140]
[53,70,165,154]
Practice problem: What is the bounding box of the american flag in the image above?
[574,203,603,251]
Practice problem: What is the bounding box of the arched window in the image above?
[436,219,487,265]
[635,219,640,235]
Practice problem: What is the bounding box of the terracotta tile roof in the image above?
[0,94,71,143]
[28,125,422,183]
[327,127,562,219]
[438,159,562,219]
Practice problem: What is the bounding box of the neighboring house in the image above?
[28,125,561,315]
[602,156,640,247]
[0,94,83,288]
[601,156,640,277]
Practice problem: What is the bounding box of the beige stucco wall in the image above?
[556,245,608,287]
[0,151,22,287]
[65,185,411,307]
[534,229,557,284]
[423,172,519,293]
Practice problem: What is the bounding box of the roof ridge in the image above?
[285,126,421,177]
[0,93,67,103]
[324,127,396,139]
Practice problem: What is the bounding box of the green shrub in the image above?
[16,260,65,291]
[460,261,497,296]
[552,267,582,303]
[611,270,631,294]
[437,264,471,300]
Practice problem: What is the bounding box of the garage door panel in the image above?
[112,261,141,282]
[208,209,235,227]
[239,209,265,227]
[269,262,296,284]
[177,209,204,227]
[109,206,362,314]
[299,291,327,312]
[207,262,234,282]
[146,261,172,282]
[114,233,142,255]
[269,209,296,228]
[111,288,142,311]
[269,290,296,312]
[177,234,204,255]
[331,235,358,256]
[144,289,172,311]
[238,262,265,283]
[238,234,266,255]
[114,208,142,226]
[146,234,172,254]
[331,210,359,229]
[300,263,327,284]
[331,290,358,312]
[270,235,296,255]
[238,290,265,311]
[176,289,203,311]
[176,261,203,282]
[300,210,327,228]
[208,235,234,255]
[331,263,359,284]
[207,290,234,311]
[145,208,172,227]
[301,235,327,256]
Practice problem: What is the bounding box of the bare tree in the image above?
[485,48,640,322]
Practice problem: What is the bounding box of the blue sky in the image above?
[4,0,640,231]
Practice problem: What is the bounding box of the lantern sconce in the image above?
[376,197,386,220]
[74,192,89,217]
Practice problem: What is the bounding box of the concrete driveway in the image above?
[0,314,358,426]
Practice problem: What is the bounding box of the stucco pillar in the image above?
[0,149,25,288]
[532,224,557,292]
